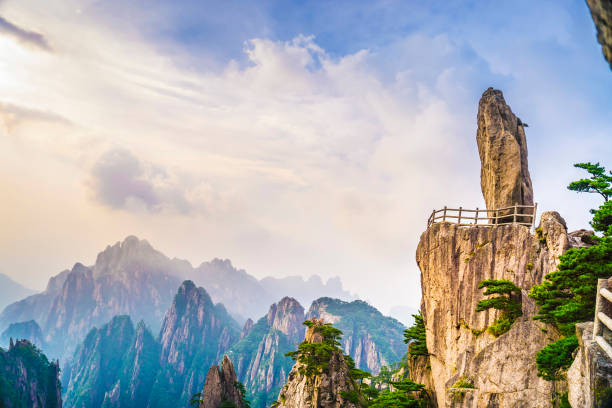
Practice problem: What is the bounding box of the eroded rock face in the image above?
[587,0,612,69]
[230,297,305,408]
[476,88,533,212]
[200,355,244,408]
[275,320,361,408]
[416,212,571,407]
[568,322,612,408]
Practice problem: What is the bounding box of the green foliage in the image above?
[312,298,408,371]
[450,376,474,389]
[567,162,612,202]
[368,380,428,408]
[189,392,203,407]
[0,341,61,408]
[530,237,612,335]
[404,313,428,357]
[535,335,578,381]
[475,280,522,337]
[592,200,612,236]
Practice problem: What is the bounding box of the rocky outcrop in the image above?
[476,88,533,213]
[417,210,572,407]
[587,0,612,69]
[149,280,240,408]
[568,322,612,407]
[230,297,305,408]
[275,320,362,408]
[200,355,244,408]
[306,298,406,375]
[1,320,45,349]
[407,355,435,406]
[241,318,254,339]
[0,339,62,408]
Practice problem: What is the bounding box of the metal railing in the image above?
[593,278,612,360]
[427,203,537,228]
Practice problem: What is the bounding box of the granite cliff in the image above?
[413,88,577,407]
[199,355,245,408]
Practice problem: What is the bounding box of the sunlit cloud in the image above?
[0,15,51,51]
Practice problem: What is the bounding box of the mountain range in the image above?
[0,236,354,361]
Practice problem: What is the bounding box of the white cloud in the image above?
[0,0,609,314]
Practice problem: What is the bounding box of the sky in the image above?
[0,0,610,315]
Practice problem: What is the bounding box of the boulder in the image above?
[476,88,533,217]
[200,355,244,408]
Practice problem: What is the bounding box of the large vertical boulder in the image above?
[476,88,533,213]
[200,355,244,408]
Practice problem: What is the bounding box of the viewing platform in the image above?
[427,203,537,228]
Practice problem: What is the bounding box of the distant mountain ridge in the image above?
[0,273,36,313]
[0,236,353,362]
[62,281,240,408]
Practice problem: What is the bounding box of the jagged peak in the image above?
[266,297,304,338]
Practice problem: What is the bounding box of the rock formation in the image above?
[476,88,533,214]
[229,297,306,408]
[0,339,62,408]
[416,213,571,407]
[0,273,36,313]
[414,88,580,407]
[63,315,138,408]
[274,319,362,408]
[587,0,612,69]
[307,298,406,375]
[568,322,612,407]
[199,355,245,408]
[149,280,240,408]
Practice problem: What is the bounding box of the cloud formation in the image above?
[0,16,51,51]
[0,0,610,314]
[90,149,200,215]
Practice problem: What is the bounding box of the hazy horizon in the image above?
[1,0,611,314]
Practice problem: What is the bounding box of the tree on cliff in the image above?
[529,161,612,382]
[403,313,427,358]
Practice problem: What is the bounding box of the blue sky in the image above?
[0,0,610,315]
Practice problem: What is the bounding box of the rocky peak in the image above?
[266,297,305,340]
[476,88,533,211]
[154,280,239,407]
[240,318,254,339]
[199,355,244,408]
[93,235,174,278]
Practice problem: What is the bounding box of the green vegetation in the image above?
[451,376,474,389]
[535,336,579,381]
[475,279,522,337]
[529,162,612,388]
[285,320,345,377]
[0,340,61,408]
[404,313,428,357]
[312,298,408,370]
[368,380,429,408]
[279,320,429,407]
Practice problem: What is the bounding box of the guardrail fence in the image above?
[427,203,537,228]
[593,278,612,360]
